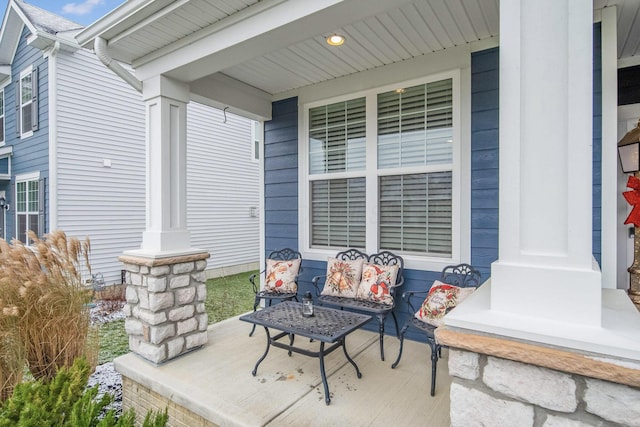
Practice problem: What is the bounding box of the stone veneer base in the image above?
[119,250,210,364]
[437,326,640,427]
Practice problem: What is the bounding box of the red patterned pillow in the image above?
[355,262,399,305]
[415,280,475,327]
[264,258,301,293]
[321,257,364,298]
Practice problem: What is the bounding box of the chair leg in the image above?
[377,314,385,361]
[391,323,410,369]
[428,339,439,397]
[391,311,400,338]
[249,296,261,337]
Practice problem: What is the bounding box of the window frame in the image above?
[19,66,34,139]
[15,171,40,245]
[299,69,468,272]
[251,120,261,163]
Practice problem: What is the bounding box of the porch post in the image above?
[141,75,190,254]
[490,0,602,324]
[119,75,209,364]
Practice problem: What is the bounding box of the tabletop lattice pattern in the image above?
[246,301,371,341]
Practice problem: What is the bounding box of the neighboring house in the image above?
[0,0,260,284]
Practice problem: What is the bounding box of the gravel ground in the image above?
[88,301,125,416]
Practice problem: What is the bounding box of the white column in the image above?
[139,75,191,254]
[490,0,601,325]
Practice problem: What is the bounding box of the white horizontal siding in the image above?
[186,103,260,269]
[55,49,259,282]
[55,49,146,284]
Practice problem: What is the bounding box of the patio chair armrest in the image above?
[249,270,266,294]
[400,290,429,313]
[311,275,326,296]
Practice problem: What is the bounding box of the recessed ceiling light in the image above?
[326,34,345,46]
[395,88,406,94]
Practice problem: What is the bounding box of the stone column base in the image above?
[119,251,210,364]
[437,326,640,427]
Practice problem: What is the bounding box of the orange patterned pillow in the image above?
[355,262,399,305]
[321,257,364,298]
[415,280,475,327]
[264,258,301,293]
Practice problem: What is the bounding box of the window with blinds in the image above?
[379,172,452,255]
[377,79,453,256]
[305,74,457,259]
[309,98,366,174]
[378,79,453,169]
[311,178,365,248]
[309,97,367,249]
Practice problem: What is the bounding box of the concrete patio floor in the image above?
[114,315,451,426]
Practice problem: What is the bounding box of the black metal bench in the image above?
[311,248,404,361]
[391,263,481,396]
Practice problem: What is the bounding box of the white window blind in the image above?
[379,172,452,255]
[378,79,453,169]
[309,98,366,174]
[311,178,366,248]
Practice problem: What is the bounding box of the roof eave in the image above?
[76,0,173,49]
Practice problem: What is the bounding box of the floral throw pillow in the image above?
[321,257,364,298]
[264,258,301,293]
[355,262,399,305]
[415,280,476,327]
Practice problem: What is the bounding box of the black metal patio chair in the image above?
[248,248,302,337]
[391,263,481,396]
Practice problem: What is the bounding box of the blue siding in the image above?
[263,98,298,256]
[0,26,49,240]
[470,48,500,280]
[592,23,602,265]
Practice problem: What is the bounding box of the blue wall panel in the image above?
[592,23,602,264]
[263,97,298,258]
[0,26,49,240]
[470,48,500,281]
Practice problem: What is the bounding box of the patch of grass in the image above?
[205,270,257,324]
[97,320,128,365]
[96,270,258,364]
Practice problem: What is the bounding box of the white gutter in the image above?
[94,37,142,93]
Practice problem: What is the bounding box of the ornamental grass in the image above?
[0,230,97,391]
[0,300,23,401]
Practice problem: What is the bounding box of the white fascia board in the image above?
[134,0,411,82]
[75,0,165,48]
[0,6,25,65]
[189,73,272,121]
[8,1,38,39]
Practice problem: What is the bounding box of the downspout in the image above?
[48,41,61,231]
[94,37,142,93]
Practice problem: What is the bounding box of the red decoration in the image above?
[623,175,640,226]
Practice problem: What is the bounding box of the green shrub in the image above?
[0,358,167,427]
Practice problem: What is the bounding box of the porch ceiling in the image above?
[77,0,640,107]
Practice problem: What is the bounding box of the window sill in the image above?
[302,247,457,273]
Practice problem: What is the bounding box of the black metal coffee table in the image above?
[239,300,372,405]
